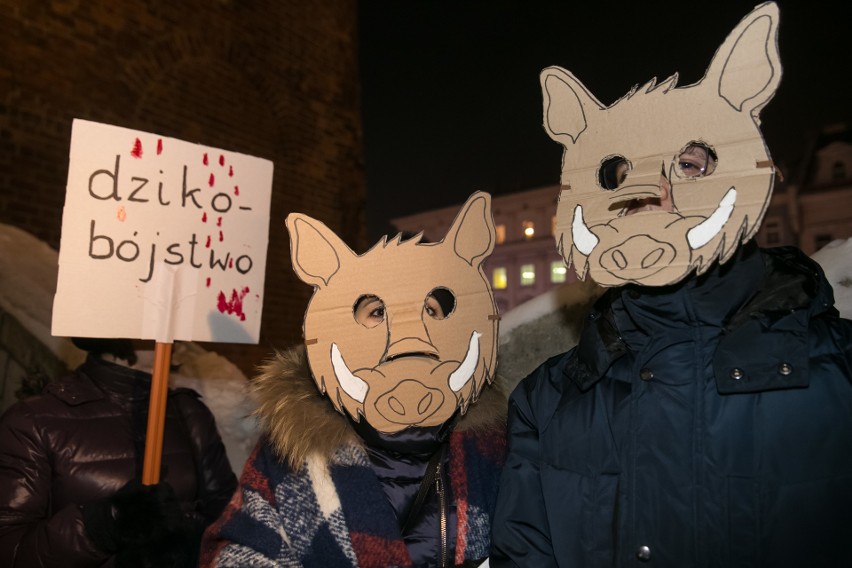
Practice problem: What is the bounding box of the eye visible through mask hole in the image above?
[599,155,631,190]
[354,294,385,328]
[425,287,455,319]
[675,142,717,178]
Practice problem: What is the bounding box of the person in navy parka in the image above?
[491,3,852,567]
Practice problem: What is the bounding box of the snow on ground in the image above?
[811,238,852,319]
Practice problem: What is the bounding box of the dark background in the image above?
[358,1,852,241]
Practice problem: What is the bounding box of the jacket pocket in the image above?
[541,466,620,567]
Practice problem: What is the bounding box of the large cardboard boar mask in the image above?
[542,2,782,287]
[286,192,498,434]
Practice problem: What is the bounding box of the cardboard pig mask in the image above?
[286,192,498,434]
[542,2,782,287]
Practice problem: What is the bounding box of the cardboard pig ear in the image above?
[446,191,496,267]
[285,214,356,288]
[540,66,606,146]
[705,1,781,117]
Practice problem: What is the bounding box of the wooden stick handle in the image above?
[141,341,173,485]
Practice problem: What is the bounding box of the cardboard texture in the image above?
[287,191,498,434]
[542,2,782,287]
[52,119,273,343]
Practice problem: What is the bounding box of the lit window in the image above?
[520,264,535,286]
[495,224,506,245]
[551,261,567,283]
[492,267,507,290]
[522,221,535,239]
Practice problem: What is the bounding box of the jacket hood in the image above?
[251,345,508,470]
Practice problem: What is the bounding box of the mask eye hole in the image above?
[675,142,717,179]
[424,287,455,320]
[599,156,631,190]
[353,294,385,328]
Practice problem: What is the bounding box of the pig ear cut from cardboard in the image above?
[540,67,606,146]
[704,1,781,117]
[543,3,783,289]
[286,214,356,288]
[446,191,496,267]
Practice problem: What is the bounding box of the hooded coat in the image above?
[200,345,507,568]
[491,245,852,567]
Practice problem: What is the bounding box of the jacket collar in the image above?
[47,355,153,406]
[570,245,832,393]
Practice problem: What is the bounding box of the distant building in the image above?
[757,123,852,253]
[394,124,852,311]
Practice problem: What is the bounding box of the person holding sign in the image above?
[201,192,506,568]
[491,3,852,567]
[0,338,238,567]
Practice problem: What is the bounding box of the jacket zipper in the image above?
[435,458,447,568]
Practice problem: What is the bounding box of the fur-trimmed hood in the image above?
[250,345,508,471]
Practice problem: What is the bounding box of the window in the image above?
[832,161,847,181]
[520,264,535,286]
[551,261,567,283]
[522,221,535,239]
[551,215,557,236]
[492,267,507,290]
[495,224,506,245]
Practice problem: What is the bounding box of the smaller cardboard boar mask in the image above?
[542,2,782,287]
[286,192,498,434]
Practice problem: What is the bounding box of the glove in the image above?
[82,479,199,567]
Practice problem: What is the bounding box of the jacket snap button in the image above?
[637,545,651,561]
[639,368,654,381]
[730,368,744,380]
[778,363,793,376]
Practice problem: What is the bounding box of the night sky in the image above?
[358,1,852,241]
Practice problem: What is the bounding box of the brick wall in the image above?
[0,1,366,375]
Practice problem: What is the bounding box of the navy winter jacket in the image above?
[491,244,852,567]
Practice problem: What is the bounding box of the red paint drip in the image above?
[131,138,143,158]
[157,139,163,155]
[229,165,234,177]
[216,217,222,227]
[216,287,250,322]
[228,258,233,268]
[203,153,209,166]
[208,173,215,187]
[206,277,211,287]
[219,230,224,242]
[234,185,240,196]
[205,235,211,248]
[219,154,225,166]
[202,212,207,223]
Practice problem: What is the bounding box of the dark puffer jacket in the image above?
[0,355,238,567]
[492,244,852,567]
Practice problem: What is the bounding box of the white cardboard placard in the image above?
[52,119,273,344]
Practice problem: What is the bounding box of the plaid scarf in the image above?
[200,425,505,567]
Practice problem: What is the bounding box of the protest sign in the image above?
[53,119,273,344]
